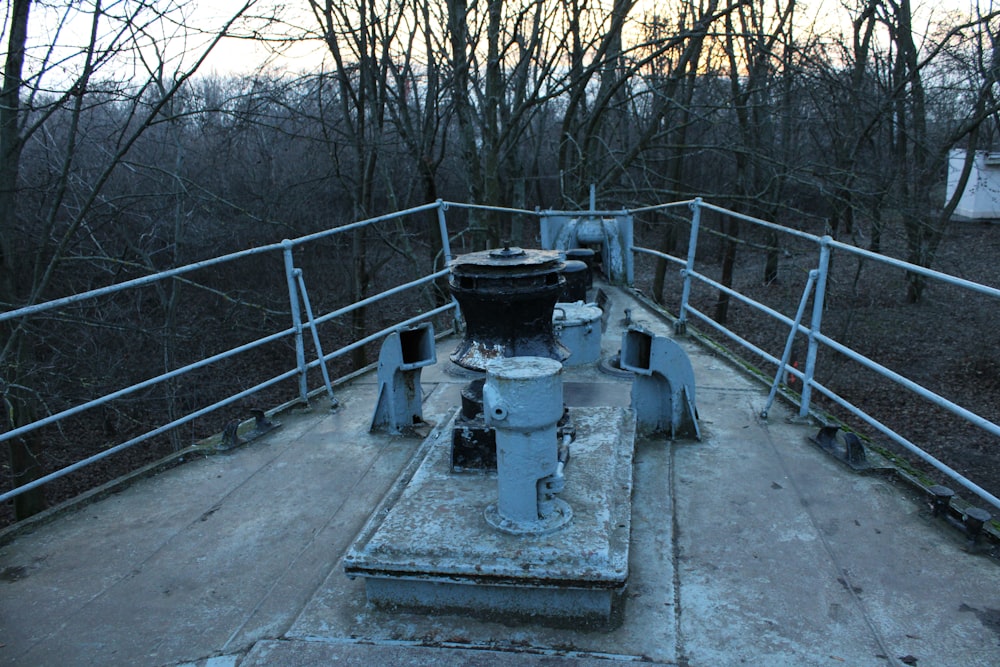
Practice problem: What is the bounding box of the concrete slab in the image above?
[0,281,997,667]
[0,383,424,666]
[286,437,680,664]
[344,406,636,626]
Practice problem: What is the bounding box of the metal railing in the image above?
[632,198,1000,511]
[0,201,474,504]
[4,196,999,517]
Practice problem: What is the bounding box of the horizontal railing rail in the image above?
[4,195,999,518]
[1,201,459,505]
[632,199,1000,511]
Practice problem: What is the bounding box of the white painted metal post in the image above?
[677,197,702,333]
[799,238,831,418]
[294,268,337,407]
[437,200,463,332]
[436,199,452,265]
[762,269,817,419]
[283,240,309,404]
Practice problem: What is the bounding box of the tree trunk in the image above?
[0,0,30,301]
[350,226,370,369]
[651,217,679,304]
[446,0,486,247]
[5,395,48,519]
[1,0,48,519]
[764,230,779,285]
[714,218,739,325]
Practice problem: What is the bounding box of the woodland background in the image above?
[2,0,999,521]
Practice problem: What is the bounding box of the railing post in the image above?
[676,197,702,334]
[762,269,818,419]
[437,200,462,332]
[436,199,452,266]
[799,237,832,418]
[283,240,309,404]
[294,268,338,408]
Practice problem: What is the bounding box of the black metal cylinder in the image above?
[565,247,595,288]
[460,379,485,419]
[561,260,589,302]
[449,246,570,371]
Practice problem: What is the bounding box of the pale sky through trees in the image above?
[197,0,998,75]
[10,0,995,83]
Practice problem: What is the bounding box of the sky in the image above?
[5,0,997,86]
[196,0,1000,76]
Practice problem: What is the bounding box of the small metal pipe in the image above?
[0,202,448,326]
[826,237,1000,301]
[627,200,698,215]
[683,268,804,330]
[0,326,295,445]
[281,202,441,250]
[762,270,818,418]
[311,270,449,328]
[294,269,337,407]
[540,206,652,218]
[696,201,824,243]
[632,245,687,268]
[0,244,280,324]
[440,202,537,216]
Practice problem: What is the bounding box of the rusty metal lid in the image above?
[449,246,564,277]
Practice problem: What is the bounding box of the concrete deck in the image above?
[1,285,998,667]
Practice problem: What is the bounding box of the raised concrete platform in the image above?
[1,283,998,667]
[345,406,635,626]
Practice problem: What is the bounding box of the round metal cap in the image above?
[553,302,602,326]
[489,244,527,259]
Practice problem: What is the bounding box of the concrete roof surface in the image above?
[1,285,998,667]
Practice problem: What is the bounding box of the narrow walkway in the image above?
[1,285,997,666]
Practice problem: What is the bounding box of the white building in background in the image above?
[946,149,1000,219]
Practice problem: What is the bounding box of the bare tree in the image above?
[1,0,263,518]
[882,1,1000,301]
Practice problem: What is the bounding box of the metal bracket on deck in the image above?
[811,425,869,470]
[215,408,281,452]
[619,327,700,439]
[369,323,437,434]
[927,484,994,552]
